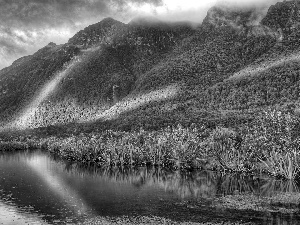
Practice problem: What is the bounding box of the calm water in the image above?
[0,151,300,224]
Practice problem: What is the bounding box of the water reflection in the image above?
[62,164,219,200]
[260,178,300,196]
[64,163,300,200]
[0,151,91,224]
[25,155,90,215]
[0,151,300,224]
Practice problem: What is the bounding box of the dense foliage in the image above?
[1,1,300,131]
[2,109,300,180]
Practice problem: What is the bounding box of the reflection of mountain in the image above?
[2,152,300,223]
[25,154,90,215]
[0,152,91,224]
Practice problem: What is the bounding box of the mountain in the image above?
[0,0,300,133]
[0,16,195,129]
[199,0,300,110]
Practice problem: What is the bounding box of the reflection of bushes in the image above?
[64,165,219,200]
[56,160,300,209]
[213,176,300,215]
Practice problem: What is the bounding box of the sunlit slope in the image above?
[0,43,80,126]
[24,26,276,129]
[0,19,128,128]
[134,27,277,93]
[190,1,300,111]
[0,19,195,129]
[2,1,300,131]
[52,22,194,104]
[87,84,179,122]
[199,42,300,110]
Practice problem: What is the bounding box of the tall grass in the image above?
[2,108,300,179]
[38,125,210,169]
[259,150,300,180]
[208,127,249,172]
[243,109,300,179]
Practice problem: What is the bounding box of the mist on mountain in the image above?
[1,0,299,132]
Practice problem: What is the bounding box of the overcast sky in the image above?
[0,0,282,70]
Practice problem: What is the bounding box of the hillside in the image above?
[199,0,300,110]
[1,0,300,133]
[0,18,195,129]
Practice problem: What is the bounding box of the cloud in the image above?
[0,0,163,70]
[123,0,283,26]
[128,0,217,23]
[0,0,284,70]
[0,25,75,70]
[0,0,163,29]
[217,0,282,7]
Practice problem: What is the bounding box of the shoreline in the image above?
[1,109,300,180]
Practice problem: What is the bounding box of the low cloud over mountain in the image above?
[0,0,283,70]
[0,0,163,69]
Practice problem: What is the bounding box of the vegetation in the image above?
[83,215,254,225]
[39,125,210,169]
[1,2,299,134]
[2,2,300,224]
[1,1,300,180]
[242,109,300,179]
[2,109,300,181]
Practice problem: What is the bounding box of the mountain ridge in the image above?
[1,0,300,132]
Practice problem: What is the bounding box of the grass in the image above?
[1,109,300,180]
[242,109,300,180]
[83,215,255,225]
[37,125,211,169]
[0,137,40,151]
[259,150,300,180]
[208,127,249,172]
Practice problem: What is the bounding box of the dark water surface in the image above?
[0,151,300,224]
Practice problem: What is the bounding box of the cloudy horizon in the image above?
[0,0,282,70]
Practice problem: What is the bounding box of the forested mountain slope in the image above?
[0,0,300,132]
[199,0,300,110]
[0,18,195,128]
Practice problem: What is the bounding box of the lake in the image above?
[0,150,300,224]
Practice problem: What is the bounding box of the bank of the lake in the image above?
[1,109,300,179]
[82,216,256,224]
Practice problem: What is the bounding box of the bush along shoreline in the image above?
[41,125,214,170]
[1,109,300,180]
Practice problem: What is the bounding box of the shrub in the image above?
[243,109,300,179]
[208,127,250,171]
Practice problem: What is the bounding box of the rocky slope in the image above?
[0,0,300,132]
